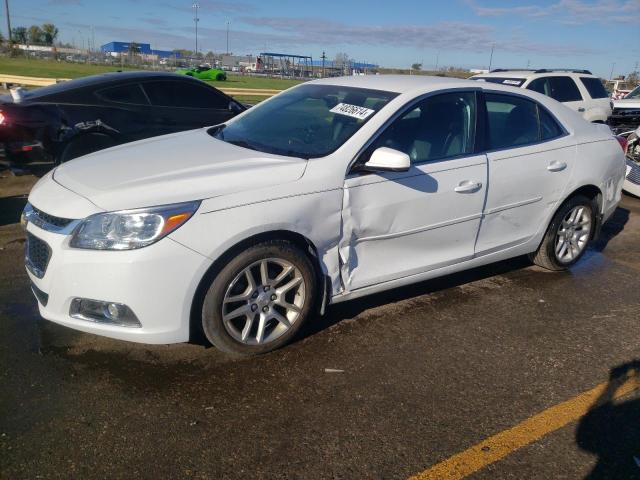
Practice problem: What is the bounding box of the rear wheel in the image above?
[215,73,226,81]
[530,195,596,270]
[201,241,317,355]
[57,134,114,164]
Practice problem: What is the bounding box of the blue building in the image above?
[101,41,177,58]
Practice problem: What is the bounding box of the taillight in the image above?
[616,135,628,153]
[0,111,5,125]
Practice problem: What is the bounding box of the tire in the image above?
[57,134,114,164]
[201,240,317,356]
[529,195,597,271]
[215,73,226,81]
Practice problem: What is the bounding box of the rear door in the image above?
[341,91,488,290]
[474,91,576,255]
[141,80,236,136]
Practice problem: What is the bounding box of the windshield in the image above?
[210,84,398,158]
[471,77,526,87]
[626,86,640,99]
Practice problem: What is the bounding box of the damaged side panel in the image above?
[339,155,488,292]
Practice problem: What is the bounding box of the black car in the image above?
[0,71,246,167]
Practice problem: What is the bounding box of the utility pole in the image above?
[4,0,10,42]
[321,50,326,78]
[192,3,199,57]
[488,44,495,71]
[435,51,439,71]
[610,62,615,81]
[225,20,230,55]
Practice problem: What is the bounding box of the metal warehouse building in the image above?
[100,41,177,58]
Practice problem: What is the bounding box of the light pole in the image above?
[609,62,615,81]
[4,0,11,42]
[192,2,199,57]
[488,44,495,71]
[225,20,230,55]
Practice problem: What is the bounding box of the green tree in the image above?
[27,25,44,44]
[11,27,27,44]
[41,23,59,46]
[411,63,422,71]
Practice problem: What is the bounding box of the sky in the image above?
[8,0,640,78]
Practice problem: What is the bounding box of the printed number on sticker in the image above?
[330,103,375,120]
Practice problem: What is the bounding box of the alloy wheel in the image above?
[554,205,592,263]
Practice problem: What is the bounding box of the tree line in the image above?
[1,24,59,46]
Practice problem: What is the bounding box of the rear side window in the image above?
[527,76,582,103]
[143,81,229,109]
[484,93,564,149]
[580,77,609,99]
[549,77,582,102]
[539,108,564,140]
[97,84,148,105]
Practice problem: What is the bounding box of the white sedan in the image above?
[23,75,626,355]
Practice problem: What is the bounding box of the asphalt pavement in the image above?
[1,171,639,479]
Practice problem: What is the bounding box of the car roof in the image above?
[471,70,598,79]
[20,71,201,101]
[310,74,481,94]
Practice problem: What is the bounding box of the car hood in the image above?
[614,98,640,109]
[53,128,308,211]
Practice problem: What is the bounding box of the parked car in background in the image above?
[177,65,227,81]
[620,126,640,196]
[23,75,625,355]
[0,71,245,168]
[471,69,612,123]
[608,85,640,135]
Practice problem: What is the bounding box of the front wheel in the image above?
[530,195,596,270]
[201,241,317,355]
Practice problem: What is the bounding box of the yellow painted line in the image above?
[409,372,640,480]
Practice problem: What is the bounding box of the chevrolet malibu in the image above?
[23,76,626,355]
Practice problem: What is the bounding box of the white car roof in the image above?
[311,74,509,95]
[471,70,598,80]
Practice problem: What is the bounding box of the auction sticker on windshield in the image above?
[330,103,375,120]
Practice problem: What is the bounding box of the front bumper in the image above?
[25,221,212,344]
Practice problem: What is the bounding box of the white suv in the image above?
[471,69,612,123]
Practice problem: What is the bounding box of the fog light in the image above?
[70,298,141,328]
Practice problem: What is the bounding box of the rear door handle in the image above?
[577,107,585,112]
[547,161,567,172]
[454,180,482,193]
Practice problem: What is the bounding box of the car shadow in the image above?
[0,194,28,227]
[592,206,630,252]
[302,255,532,339]
[575,360,640,479]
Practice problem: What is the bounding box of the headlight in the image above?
[70,201,200,250]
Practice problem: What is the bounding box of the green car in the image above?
[177,66,227,81]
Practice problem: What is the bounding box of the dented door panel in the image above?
[340,154,488,291]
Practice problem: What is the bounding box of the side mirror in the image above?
[362,147,411,172]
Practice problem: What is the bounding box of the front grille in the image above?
[626,160,640,186]
[32,206,73,228]
[25,233,51,279]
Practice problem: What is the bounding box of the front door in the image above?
[340,91,488,291]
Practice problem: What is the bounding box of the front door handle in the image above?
[547,161,567,172]
[454,180,482,193]
[578,107,585,112]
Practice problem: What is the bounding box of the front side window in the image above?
[580,77,609,99]
[527,78,552,97]
[485,93,564,149]
[365,92,476,164]
[211,84,398,158]
[97,84,148,105]
[143,81,229,109]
